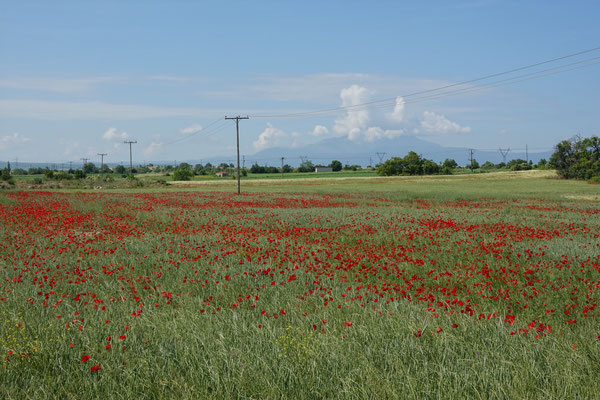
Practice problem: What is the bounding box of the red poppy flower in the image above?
[81,355,90,362]
[91,365,101,372]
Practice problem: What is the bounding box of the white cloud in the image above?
[0,133,31,149]
[311,125,330,137]
[62,141,80,156]
[146,76,192,83]
[102,127,129,141]
[144,142,163,156]
[418,111,471,135]
[333,85,370,141]
[253,123,289,151]
[363,127,405,142]
[0,77,122,93]
[180,123,203,135]
[0,99,222,120]
[387,96,405,122]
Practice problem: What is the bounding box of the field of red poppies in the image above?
[1,186,599,398]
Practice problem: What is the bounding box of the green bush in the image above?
[172,168,193,181]
[376,151,443,176]
[550,136,600,179]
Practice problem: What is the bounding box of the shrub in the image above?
[172,168,193,181]
[376,151,443,176]
[550,136,600,179]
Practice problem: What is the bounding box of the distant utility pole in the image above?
[81,158,89,169]
[281,157,285,178]
[242,155,246,169]
[98,153,107,175]
[525,144,529,163]
[498,148,510,164]
[376,152,386,163]
[124,141,137,176]
[14,158,18,170]
[69,161,73,171]
[224,115,249,194]
[468,149,474,171]
[369,157,373,169]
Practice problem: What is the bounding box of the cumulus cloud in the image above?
[418,111,471,135]
[387,96,405,122]
[311,125,330,137]
[253,123,289,151]
[363,127,405,142]
[0,133,31,149]
[102,127,129,141]
[144,142,163,156]
[333,85,370,141]
[180,123,203,135]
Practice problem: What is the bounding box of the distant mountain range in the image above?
[3,135,553,168]
[246,135,553,167]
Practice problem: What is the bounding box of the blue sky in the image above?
[1,1,599,165]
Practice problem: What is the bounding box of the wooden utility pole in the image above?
[469,149,474,171]
[224,116,249,194]
[98,153,107,176]
[124,141,137,176]
[81,158,89,170]
[281,157,285,178]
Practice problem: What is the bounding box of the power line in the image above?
[163,117,225,146]
[250,47,600,119]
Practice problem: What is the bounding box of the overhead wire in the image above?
[249,46,600,118]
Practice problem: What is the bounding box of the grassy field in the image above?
[1,171,599,399]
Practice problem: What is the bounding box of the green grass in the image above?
[0,171,599,399]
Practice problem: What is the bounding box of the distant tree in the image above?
[423,160,440,175]
[507,159,531,171]
[329,160,343,172]
[12,168,27,175]
[481,161,495,170]
[1,166,12,182]
[172,167,193,181]
[468,159,480,170]
[297,160,314,173]
[282,164,293,173]
[442,159,458,169]
[550,136,600,179]
[114,165,126,174]
[82,162,98,174]
[28,167,44,175]
[537,158,547,169]
[178,162,192,171]
[250,163,265,174]
[376,151,444,176]
[73,170,86,179]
